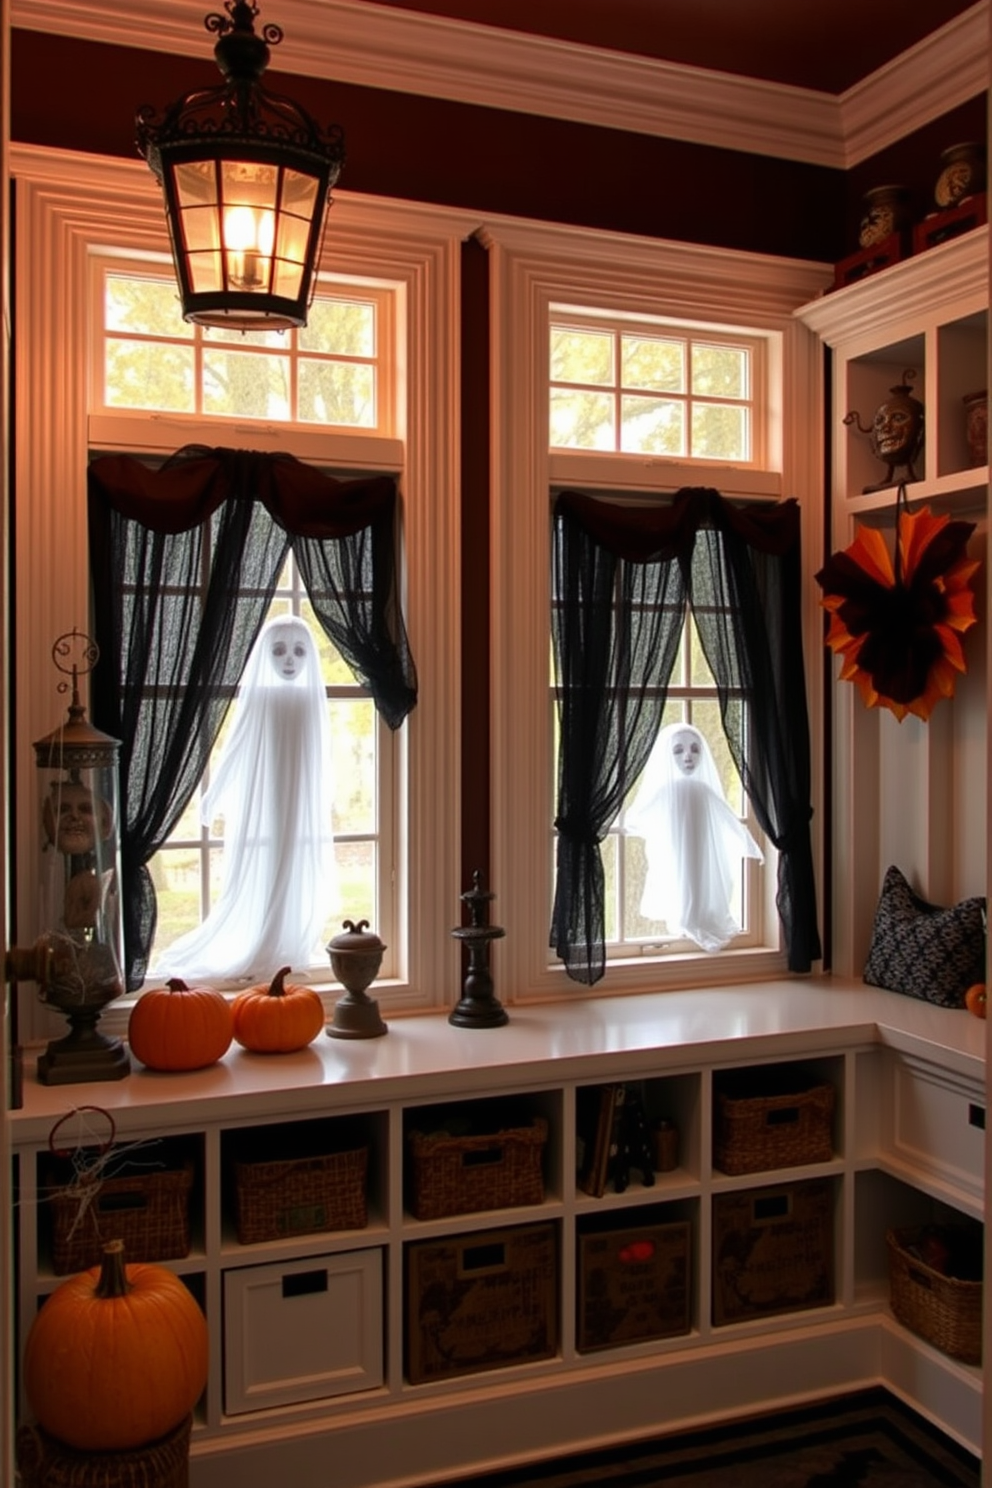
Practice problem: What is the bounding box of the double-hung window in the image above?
[91,262,399,985]
[13,152,466,1039]
[549,316,767,965]
[485,220,826,1001]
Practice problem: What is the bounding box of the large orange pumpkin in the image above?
[24,1239,208,1451]
[128,977,234,1071]
[231,966,325,1052]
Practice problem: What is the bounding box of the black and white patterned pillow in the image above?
[863,865,986,1008]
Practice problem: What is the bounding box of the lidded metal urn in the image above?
[11,632,129,1084]
[449,870,508,1028]
[326,919,388,1038]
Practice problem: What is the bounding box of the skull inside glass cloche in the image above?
[30,632,128,1084]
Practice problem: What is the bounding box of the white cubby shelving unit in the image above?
[10,978,985,1488]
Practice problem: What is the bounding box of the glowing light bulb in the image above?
[223,206,276,290]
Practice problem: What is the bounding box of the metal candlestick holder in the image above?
[449,870,508,1028]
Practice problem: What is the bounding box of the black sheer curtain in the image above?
[551,508,686,985]
[88,446,417,989]
[551,487,821,985]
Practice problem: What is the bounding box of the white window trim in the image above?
[11,144,473,1042]
[482,217,831,1001]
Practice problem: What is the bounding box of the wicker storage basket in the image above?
[714,1072,835,1175]
[235,1145,368,1244]
[16,1415,191,1488]
[887,1227,983,1364]
[407,1116,548,1221]
[46,1162,195,1275]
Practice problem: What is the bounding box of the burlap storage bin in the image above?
[406,1221,557,1383]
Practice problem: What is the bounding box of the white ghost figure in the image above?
[625,722,763,953]
[156,616,339,981]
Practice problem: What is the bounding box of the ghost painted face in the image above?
[268,631,310,682]
[670,728,702,777]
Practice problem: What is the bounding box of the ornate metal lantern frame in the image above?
[136,0,345,332]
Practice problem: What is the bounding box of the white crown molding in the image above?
[10,0,988,171]
[839,4,989,168]
[794,225,988,344]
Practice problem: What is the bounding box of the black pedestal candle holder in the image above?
[449,870,508,1028]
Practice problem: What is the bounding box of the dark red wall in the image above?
[14,30,984,264]
[14,29,849,261]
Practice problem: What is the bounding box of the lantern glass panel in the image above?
[275,213,310,266]
[220,160,279,210]
[180,206,223,255]
[283,169,319,213]
[188,251,224,294]
[273,260,305,299]
[39,763,125,1007]
[174,159,218,209]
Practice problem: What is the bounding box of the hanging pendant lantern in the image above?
[136,0,345,332]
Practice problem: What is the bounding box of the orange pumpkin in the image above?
[231,965,325,1052]
[24,1239,208,1451]
[128,977,234,1071]
[965,982,987,1019]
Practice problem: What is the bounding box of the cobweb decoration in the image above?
[43,1105,167,1245]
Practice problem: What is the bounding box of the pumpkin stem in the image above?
[94,1239,132,1299]
[166,977,190,992]
[269,966,292,997]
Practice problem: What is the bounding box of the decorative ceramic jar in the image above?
[651,1119,679,1173]
[962,390,987,468]
[858,185,912,248]
[934,143,985,209]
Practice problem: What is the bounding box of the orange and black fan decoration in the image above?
[815,485,979,723]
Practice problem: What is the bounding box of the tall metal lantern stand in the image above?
[136,0,345,331]
[449,871,508,1028]
[7,634,129,1085]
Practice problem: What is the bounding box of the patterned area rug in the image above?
[459,1391,980,1488]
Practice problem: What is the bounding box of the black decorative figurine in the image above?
[449,870,508,1028]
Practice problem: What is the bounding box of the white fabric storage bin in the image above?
[223,1248,383,1414]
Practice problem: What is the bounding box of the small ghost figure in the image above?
[625,722,763,953]
[156,616,339,981]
